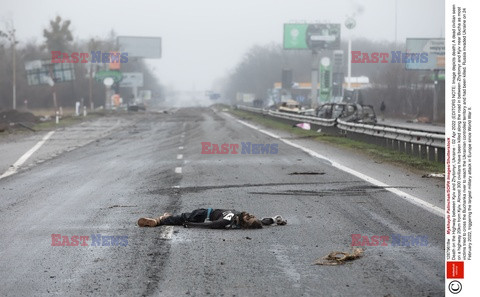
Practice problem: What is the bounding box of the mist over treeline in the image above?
[222,39,445,121]
[0,16,164,110]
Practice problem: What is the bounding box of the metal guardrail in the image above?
[269,110,336,127]
[238,105,336,126]
[236,105,445,162]
[336,119,445,148]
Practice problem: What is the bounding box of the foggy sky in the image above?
[2,0,445,92]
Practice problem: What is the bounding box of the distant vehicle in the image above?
[128,102,146,111]
[278,100,301,113]
[277,100,314,115]
[315,103,377,124]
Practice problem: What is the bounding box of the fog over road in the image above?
[0,108,444,296]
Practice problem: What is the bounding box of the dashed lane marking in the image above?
[175,167,182,174]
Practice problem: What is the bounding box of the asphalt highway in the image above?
[0,108,444,296]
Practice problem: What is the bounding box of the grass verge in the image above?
[224,106,444,174]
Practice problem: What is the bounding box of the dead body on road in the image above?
[137,208,287,229]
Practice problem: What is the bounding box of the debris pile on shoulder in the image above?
[314,248,364,266]
[0,110,39,132]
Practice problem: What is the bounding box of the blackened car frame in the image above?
[315,103,377,124]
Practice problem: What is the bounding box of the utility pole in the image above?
[89,62,93,110]
[433,69,439,122]
[0,26,17,110]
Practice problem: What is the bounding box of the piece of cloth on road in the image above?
[314,248,364,266]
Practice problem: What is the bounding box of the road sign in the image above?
[119,72,144,88]
[109,51,121,70]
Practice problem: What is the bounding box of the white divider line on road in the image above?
[226,114,444,218]
[179,146,184,150]
[0,131,56,180]
[177,154,183,160]
[160,226,174,240]
[175,167,182,174]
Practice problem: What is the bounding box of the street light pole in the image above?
[345,17,356,90]
[347,38,351,89]
[12,31,16,110]
[311,51,319,110]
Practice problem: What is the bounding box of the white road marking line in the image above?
[177,154,183,160]
[179,146,184,150]
[0,131,55,179]
[227,114,444,217]
[175,167,182,174]
[160,226,174,240]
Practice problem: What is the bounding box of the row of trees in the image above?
[0,16,164,111]
[221,39,445,121]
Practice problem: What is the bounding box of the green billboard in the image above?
[284,23,341,50]
[283,24,309,49]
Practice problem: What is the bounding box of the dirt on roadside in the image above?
[0,110,39,132]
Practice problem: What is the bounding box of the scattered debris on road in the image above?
[106,205,138,209]
[288,171,325,175]
[260,215,287,225]
[314,248,364,266]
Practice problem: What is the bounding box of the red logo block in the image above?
[446,261,464,279]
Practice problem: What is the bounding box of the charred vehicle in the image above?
[315,103,377,124]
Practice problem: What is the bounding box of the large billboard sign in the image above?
[284,23,341,50]
[117,36,162,58]
[120,72,144,88]
[405,38,445,70]
[25,60,75,86]
[284,24,309,49]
